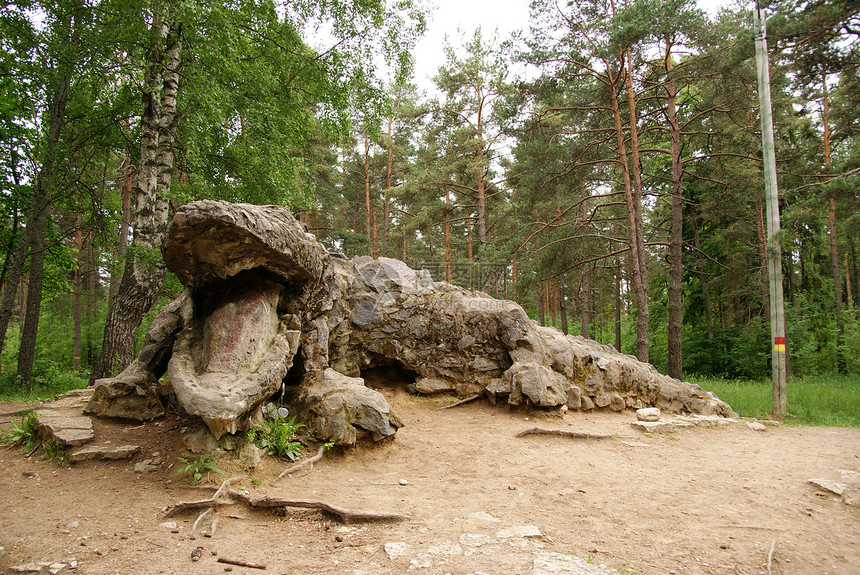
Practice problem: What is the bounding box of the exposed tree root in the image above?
[163,477,242,517]
[225,488,409,524]
[204,516,219,538]
[272,444,326,483]
[437,394,482,410]
[166,476,408,525]
[516,427,616,440]
[190,507,212,536]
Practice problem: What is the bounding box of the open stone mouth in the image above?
[87,200,737,446]
[168,270,303,438]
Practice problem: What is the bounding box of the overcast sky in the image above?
[411,0,734,92]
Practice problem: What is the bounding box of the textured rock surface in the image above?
[36,389,95,447]
[168,275,300,437]
[295,369,403,445]
[87,295,185,420]
[162,199,330,291]
[91,200,736,444]
[68,444,140,463]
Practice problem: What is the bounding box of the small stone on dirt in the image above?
[496,525,542,539]
[159,522,177,530]
[745,421,767,432]
[384,541,408,559]
[636,408,661,422]
[459,533,494,547]
[427,541,463,556]
[399,478,408,485]
[533,551,620,574]
[808,478,850,496]
[134,459,159,473]
[468,511,500,523]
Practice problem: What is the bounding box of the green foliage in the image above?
[693,375,860,427]
[42,437,66,463]
[0,410,38,449]
[177,454,224,484]
[247,416,306,461]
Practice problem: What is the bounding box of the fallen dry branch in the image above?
[163,477,242,517]
[437,394,482,410]
[217,557,266,570]
[226,488,408,524]
[25,440,42,458]
[766,539,776,575]
[516,427,615,440]
[273,444,326,482]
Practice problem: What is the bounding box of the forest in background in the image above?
[0,0,857,395]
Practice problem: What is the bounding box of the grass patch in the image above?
[0,360,89,402]
[692,374,860,427]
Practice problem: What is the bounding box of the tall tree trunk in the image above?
[691,217,715,345]
[109,156,133,305]
[444,185,452,283]
[383,115,394,258]
[93,13,181,380]
[86,236,98,365]
[16,3,82,388]
[609,65,649,362]
[615,257,622,351]
[475,101,487,254]
[0,173,21,293]
[559,277,568,335]
[364,130,372,256]
[73,218,84,371]
[665,46,684,380]
[822,79,845,373]
[537,281,545,326]
[581,277,590,339]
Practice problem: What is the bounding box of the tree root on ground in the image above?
[165,476,408,527]
[272,444,326,483]
[437,394,482,410]
[516,427,617,440]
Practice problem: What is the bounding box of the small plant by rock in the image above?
[177,454,224,484]
[1,411,38,450]
[247,416,306,461]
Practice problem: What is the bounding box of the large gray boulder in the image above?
[89,200,736,445]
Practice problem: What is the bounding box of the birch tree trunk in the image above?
[93,12,181,379]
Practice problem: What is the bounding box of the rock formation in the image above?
[88,200,736,444]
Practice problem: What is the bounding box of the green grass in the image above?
[0,360,89,402]
[692,374,860,427]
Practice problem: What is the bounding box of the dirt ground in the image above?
[1,382,858,575]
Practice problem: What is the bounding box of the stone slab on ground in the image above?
[629,421,676,434]
[68,444,140,463]
[35,413,94,447]
[34,388,96,447]
[674,414,738,427]
[533,551,620,574]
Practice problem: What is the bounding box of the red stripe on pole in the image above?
[774,337,785,345]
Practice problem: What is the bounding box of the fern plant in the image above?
[247,416,306,461]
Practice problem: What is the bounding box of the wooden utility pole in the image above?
[753,3,787,417]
